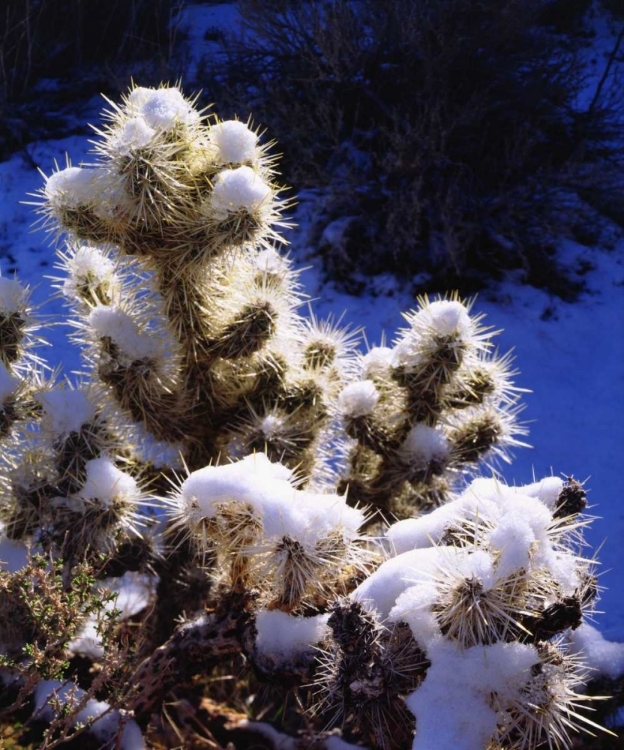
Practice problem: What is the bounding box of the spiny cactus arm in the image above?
[163,453,370,611]
[0,277,129,548]
[40,86,354,479]
[308,474,604,749]
[53,242,188,448]
[338,295,527,517]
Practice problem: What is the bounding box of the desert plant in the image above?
[0,84,619,749]
[207,0,624,296]
[0,0,184,105]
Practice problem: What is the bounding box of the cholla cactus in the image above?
[39,85,353,483]
[0,84,618,750]
[165,452,369,610]
[337,296,528,519]
[313,476,604,749]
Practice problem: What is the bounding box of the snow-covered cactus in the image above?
[311,475,605,749]
[338,295,527,518]
[166,453,369,610]
[39,85,353,483]
[0,275,142,562]
[0,84,618,750]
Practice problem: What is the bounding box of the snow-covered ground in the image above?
[0,1,622,644]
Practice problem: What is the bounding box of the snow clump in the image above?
[36,388,96,437]
[209,166,271,220]
[0,277,28,314]
[77,457,139,508]
[34,679,145,749]
[44,167,101,208]
[126,86,199,130]
[255,610,330,663]
[338,380,380,418]
[210,120,259,164]
[88,305,160,363]
[398,424,449,468]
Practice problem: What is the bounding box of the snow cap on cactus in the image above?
[414,299,472,337]
[126,85,199,130]
[512,475,564,510]
[77,457,139,508]
[88,305,160,363]
[0,276,28,314]
[210,119,259,164]
[338,381,380,418]
[60,243,120,305]
[386,475,556,555]
[393,294,489,373]
[177,453,293,521]
[209,166,271,220]
[406,639,541,750]
[44,166,101,208]
[253,247,286,276]
[109,116,156,156]
[398,424,449,467]
[173,453,364,546]
[36,387,96,437]
[361,345,394,377]
[568,623,624,680]
[255,610,330,661]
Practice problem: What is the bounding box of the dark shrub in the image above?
[0,0,186,158]
[0,0,184,104]
[207,0,624,296]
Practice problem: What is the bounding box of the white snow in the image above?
[209,166,271,219]
[36,387,96,436]
[414,299,472,338]
[361,346,394,377]
[511,475,564,510]
[44,166,101,207]
[0,276,27,313]
[61,244,118,301]
[69,571,156,660]
[398,424,449,467]
[386,475,582,591]
[385,476,504,554]
[338,380,380,417]
[0,0,621,647]
[209,120,259,164]
[175,453,364,549]
[33,679,145,748]
[0,524,29,572]
[110,116,156,155]
[88,304,159,362]
[258,413,284,439]
[407,639,539,750]
[485,494,552,579]
[352,546,454,619]
[126,86,199,130]
[77,457,138,507]
[569,622,624,680]
[253,247,286,275]
[255,610,330,660]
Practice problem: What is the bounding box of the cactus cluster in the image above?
[312,475,600,750]
[337,296,527,519]
[0,85,617,750]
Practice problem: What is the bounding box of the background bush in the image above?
[0,0,185,156]
[208,0,624,296]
